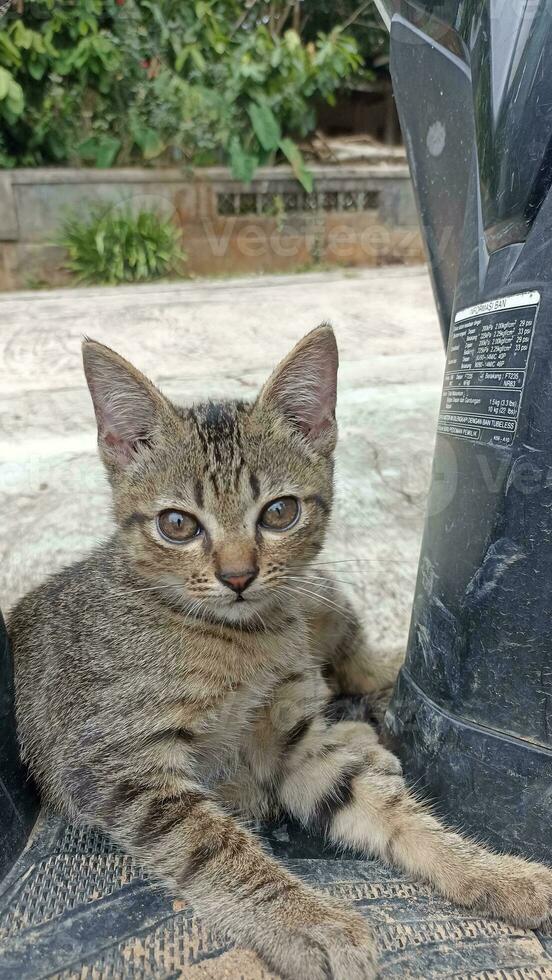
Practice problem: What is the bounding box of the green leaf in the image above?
[174,45,189,72]
[0,68,24,118]
[248,101,281,152]
[228,136,258,184]
[77,135,121,167]
[95,229,105,257]
[0,34,22,65]
[96,136,120,167]
[284,29,301,49]
[6,87,24,117]
[28,60,46,81]
[279,138,313,193]
[132,126,166,161]
[12,22,33,50]
[190,46,206,71]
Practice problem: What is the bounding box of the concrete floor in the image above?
[0,266,444,673]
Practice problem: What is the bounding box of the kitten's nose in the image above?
[216,568,258,594]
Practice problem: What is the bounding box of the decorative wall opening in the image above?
[217,186,380,217]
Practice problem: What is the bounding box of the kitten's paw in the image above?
[328,720,402,776]
[468,857,552,928]
[369,746,403,776]
[256,906,377,980]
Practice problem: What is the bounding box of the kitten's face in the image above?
[83,325,338,624]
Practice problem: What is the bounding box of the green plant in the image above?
[302,1,389,72]
[268,193,286,232]
[59,206,187,285]
[0,1,364,184]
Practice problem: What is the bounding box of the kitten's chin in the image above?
[212,596,268,626]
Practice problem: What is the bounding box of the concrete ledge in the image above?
[0,174,18,241]
[8,163,411,184]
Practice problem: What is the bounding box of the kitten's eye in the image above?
[259,497,300,531]
[157,510,202,543]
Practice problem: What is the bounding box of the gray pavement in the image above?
[0,266,444,672]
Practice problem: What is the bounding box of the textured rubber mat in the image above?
[1,814,552,979]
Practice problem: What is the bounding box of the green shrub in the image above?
[0,1,364,184]
[59,207,187,285]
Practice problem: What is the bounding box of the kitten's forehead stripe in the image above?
[203,401,237,433]
[184,400,259,507]
[189,408,209,454]
[194,480,204,509]
[249,473,260,501]
[233,456,245,491]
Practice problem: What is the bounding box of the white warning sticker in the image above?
[438,291,540,447]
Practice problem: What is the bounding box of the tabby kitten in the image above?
[9,326,552,980]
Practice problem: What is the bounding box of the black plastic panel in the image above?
[390,17,473,342]
[387,670,552,863]
[385,0,552,863]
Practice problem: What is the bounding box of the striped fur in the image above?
[9,326,552,980]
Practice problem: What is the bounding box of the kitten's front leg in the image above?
[276,715,552,928]
[71,763,377,980]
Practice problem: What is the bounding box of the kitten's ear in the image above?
[257,323,338,453]
[82,339,167,469]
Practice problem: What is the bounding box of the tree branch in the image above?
[272,1,295,38]
[231,0,261,38]
[341,0,373,32]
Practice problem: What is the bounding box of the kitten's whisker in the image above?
[112,583,186,599]
[288,565,363,576]
[278,583,354,621]
[278,586,353,623]
[286,575,355,591]
[250,606,268,632]
[184,597,215,630]
[291,559,406,567]
[287,569,355,579]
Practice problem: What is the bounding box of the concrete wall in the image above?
[0,165,424,289]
